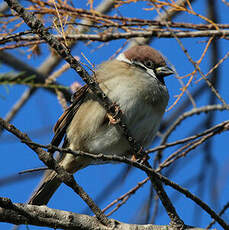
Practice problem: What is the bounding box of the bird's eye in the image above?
[144,59,154,69]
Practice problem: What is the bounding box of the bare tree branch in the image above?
[0,117,111,227]
[1,116,228,229]
[1,30,229,48]
[0,197,206,230]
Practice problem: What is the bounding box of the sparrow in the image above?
[28,45,174,205]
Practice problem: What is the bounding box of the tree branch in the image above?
[0,117,111,227]
[1,29,229,47]
[0,197,207,230]
[1,117,228,228]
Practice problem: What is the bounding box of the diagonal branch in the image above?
[0,0,114,140]
[4,0,145,159]
[159,104,229,151]
[0,117,110,227]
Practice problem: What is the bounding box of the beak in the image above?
[155,66,174,77]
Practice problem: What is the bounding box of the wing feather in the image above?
[50,85,89,149]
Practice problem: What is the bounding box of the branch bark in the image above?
[1,29,229,46]
[0,197,207,230]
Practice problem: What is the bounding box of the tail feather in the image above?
[28,155,90,205]
[28,170,61,205]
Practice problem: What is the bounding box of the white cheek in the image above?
[146,68,157,79]
[116,53,132,64]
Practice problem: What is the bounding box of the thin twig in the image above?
[206,201,229,229]
[158,104,229,154]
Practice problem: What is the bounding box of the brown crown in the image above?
[124,45,166,67]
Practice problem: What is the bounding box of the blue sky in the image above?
[1,0,229,229]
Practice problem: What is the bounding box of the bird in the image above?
[28,45,174,205]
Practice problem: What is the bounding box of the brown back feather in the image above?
[50,85,89,150]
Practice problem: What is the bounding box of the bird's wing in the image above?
[28,85,90,205]
[50,84,89,149]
